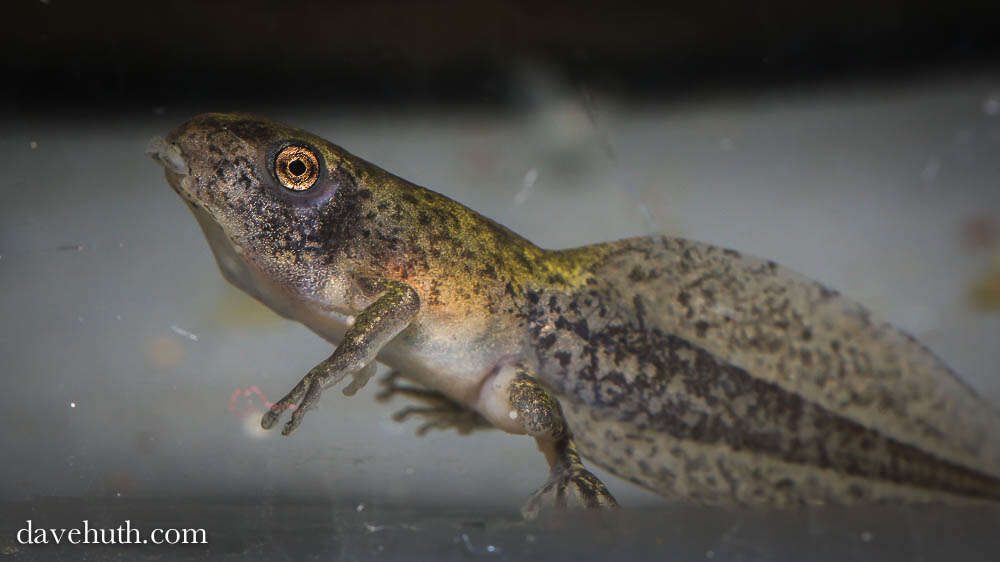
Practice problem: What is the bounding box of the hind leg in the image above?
[377,371,493,435]
[476,365,618,518]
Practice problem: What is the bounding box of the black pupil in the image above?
[288,159,307,176]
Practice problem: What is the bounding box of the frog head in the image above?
[148,113,367,300]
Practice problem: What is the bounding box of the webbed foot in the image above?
[376,371,493,435]
[521,465,619,519]
[503,368,619,519]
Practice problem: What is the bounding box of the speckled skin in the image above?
[150,113,1000,512]
[525,238,1000,505]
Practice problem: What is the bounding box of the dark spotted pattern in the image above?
[158,114,1000,508]
[521,237,1000,503]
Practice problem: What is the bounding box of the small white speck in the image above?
[486,545,498,553]
[706,550,715,559]
[404,466,415,475]
[29,141,38,149]
[860,530,874,542]
[69,402,76,408]
[364,522,384,533]
[984,93,1000,116]
[514,168,539,206]
[920,157,941,183]
[719,137,735,151]
[115,491,121,497]
[356,503,366,512]
[508,410,518,420]
[170,324,199,342]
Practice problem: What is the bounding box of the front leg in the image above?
[484,366,619,518]
[261,278,419,436]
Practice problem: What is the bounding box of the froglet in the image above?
[149,113,1000,516]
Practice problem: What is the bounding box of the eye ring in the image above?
[274,146,320,191]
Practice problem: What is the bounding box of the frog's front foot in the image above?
[521,465,619,519]
[377,371,493,435]
[260,369,325,436]
[261,362,375,436]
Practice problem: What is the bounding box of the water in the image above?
[2,70,1000,560]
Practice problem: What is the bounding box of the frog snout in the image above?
[146,136,189,176]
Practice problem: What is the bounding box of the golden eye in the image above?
[274,146,320,191]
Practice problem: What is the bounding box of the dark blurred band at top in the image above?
[5,0,1000,109]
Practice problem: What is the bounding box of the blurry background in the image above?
[2,1,1000,559]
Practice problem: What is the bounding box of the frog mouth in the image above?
[147,136,189,176]
[148,135,260,293]
[147,136,202,205]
